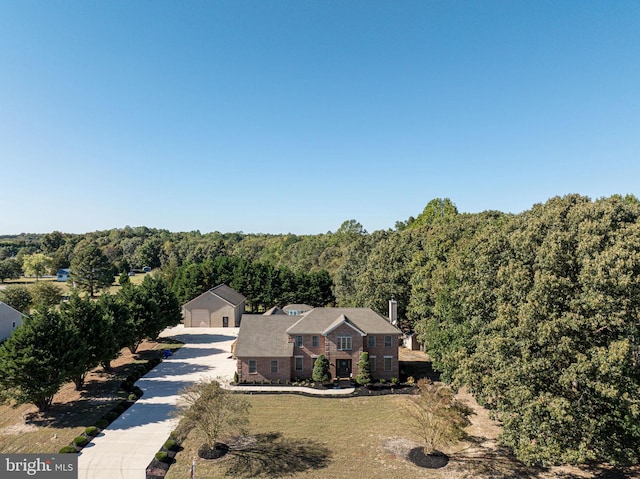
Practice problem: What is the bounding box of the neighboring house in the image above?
[282,304,314,316]
[403,331,423,351]
[0,301,24,342]
[235,306,402,383]
[182,284,246,327]
[57,268,70,282]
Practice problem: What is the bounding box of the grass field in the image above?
[1,272,149,296]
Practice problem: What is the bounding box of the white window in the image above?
[368,335,376,348]
[337,336,352,351]
[294,356,303,371]
[384,356,393,372]
[248,360,257,374]
[369,355,377,371]
[384,335,393,348]
[295,335,303,347]
[312,335,320,347]
[270,360,278,373]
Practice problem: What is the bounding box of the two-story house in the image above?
[235,307,402,383]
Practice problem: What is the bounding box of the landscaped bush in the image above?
[94,419,109,429]
[132,386,143,397]
[105,412,119,421]
[120,379,133,392]
[379,378,386,384]
[407,376,415,385]
[163,439,179,451]
[233,371,239,384]
[155,451,170,463]
[128,393,138,401]
[391,377,400,386]
[59,446,77,454]
[73,436,90,447]
[84,426,99,437]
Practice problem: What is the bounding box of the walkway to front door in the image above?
[336,359,352,378]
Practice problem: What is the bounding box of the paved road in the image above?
[78,325,239,479]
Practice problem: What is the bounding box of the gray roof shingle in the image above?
[235,315,299,357]
[287,308,401,335]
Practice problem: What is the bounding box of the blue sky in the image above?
[1,1,638,235]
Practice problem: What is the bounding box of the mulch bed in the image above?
[407,447,449,469]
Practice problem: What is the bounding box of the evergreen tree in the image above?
[0,309,79,411]
[312,354,330,383]
[60,293,110,389]
[70,241,115,297]
[355,351,372,385]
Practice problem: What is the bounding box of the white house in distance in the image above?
[0,302,24,342]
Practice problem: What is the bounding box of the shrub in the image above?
[312,355,330,383]
[163,439,179,451]
[233,371,239,384]
[120,380,133,392]
[355,352,372,385]
[407,376,415,385]
[94,419,109,429]
[391,377,400,386]
[128,393,138,401]
[73,436,90,447]
[155,451,170,463]
[379,378,387,384]
[59,446,77,454]
[84,426,99,437]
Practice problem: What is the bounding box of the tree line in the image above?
[1,195,639,466]
[0,275,181,411]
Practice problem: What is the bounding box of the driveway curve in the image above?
[78,325,238,479]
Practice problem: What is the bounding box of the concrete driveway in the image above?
[78,325,238,479]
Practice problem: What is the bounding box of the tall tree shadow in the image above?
[224,432,331,478]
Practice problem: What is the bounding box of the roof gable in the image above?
[263,306,287,315]
[182,283,246,308]
[0,301,25,319]
[322,314,366,336]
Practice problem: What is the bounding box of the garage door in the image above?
[191,309,210,327]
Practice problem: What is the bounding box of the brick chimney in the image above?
[388,299,398,325]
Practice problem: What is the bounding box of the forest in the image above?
[1,194,639,467]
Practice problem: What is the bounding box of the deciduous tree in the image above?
[175,380,250,454]
[0,285,32,313]
[22,253,51,280]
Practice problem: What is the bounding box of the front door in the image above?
[336,359,352,378]
[222,316,229,327]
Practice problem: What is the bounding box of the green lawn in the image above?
[3,272,148,297]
